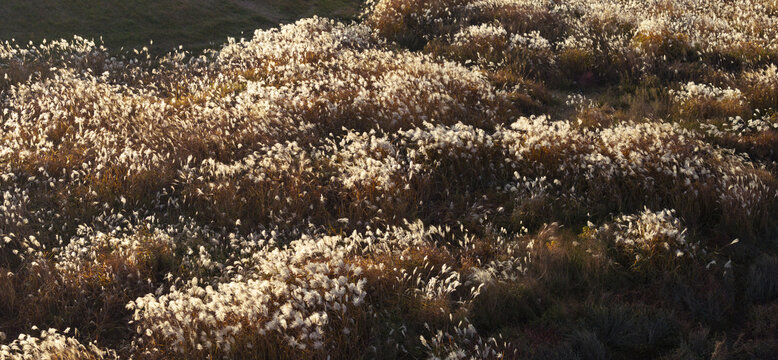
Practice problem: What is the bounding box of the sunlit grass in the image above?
[2,0,778,358]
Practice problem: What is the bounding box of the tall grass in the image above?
[2,1,778,358]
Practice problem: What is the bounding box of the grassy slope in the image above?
[0,0,362,52]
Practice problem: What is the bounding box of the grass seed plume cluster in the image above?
[3,0,778,359]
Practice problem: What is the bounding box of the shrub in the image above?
[740,65,778,111]
[746,255,778,304]
[670,82,750,120]
[363,0,466,49]
[748,303,778,339]
[470,280,549,333]
[597,208,695,274]
[584,303,680,357]
[0,328,118,359]
[566,329,608,360]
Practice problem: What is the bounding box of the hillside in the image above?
[2,0,778,359]
[0,0,361,52]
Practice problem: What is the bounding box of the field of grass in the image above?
[2,0,778,359]
[0,0,362,52]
